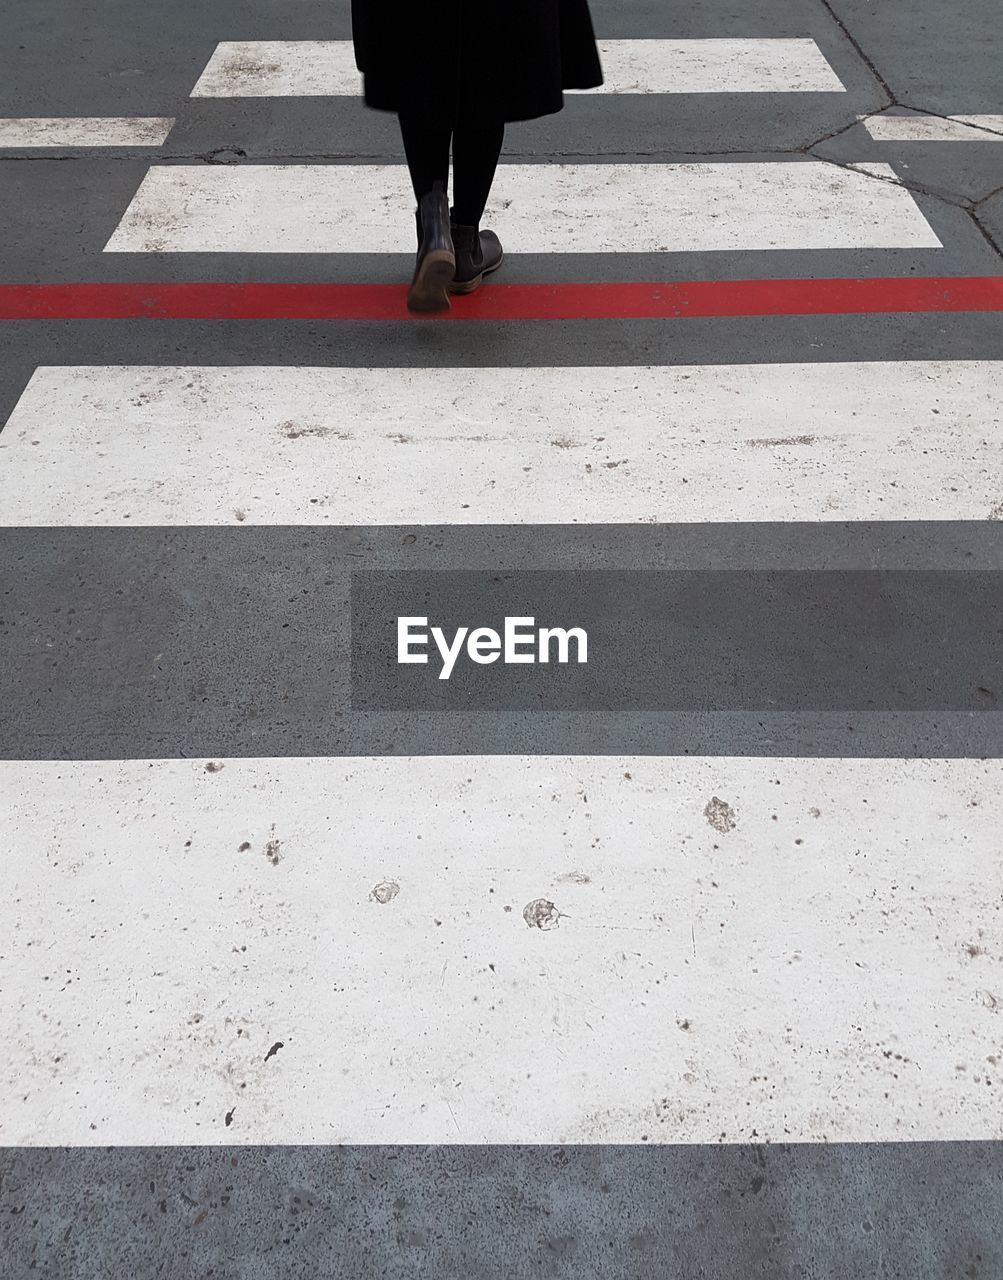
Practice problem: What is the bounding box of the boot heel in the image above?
[408,180,455,312]
[448,272,484,295]
[407,248,456,313]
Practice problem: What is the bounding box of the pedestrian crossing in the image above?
[2,362,999,525]
[2,0,1002,1265]
[5,755,1001,1145]
[103,161,941,254]
[190,38,848,97]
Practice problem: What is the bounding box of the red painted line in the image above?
[0,277,1001,321]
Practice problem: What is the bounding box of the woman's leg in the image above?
[398,99,457,311]
[451,116,505,228]
[450,5,504,228]
[397,103,453,207]
[448,113,506,293]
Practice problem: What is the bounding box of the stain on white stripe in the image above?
[190,38,846,97]
[102,161,940,253]
[3,755,1000,1146]
[0,117,175,147]
[2,362,996,527]
[191,40,363,97]
[863,113,1003,142]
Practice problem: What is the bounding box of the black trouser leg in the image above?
[397,104,453,205]
[396,45,504,232]
[451,116,505,228]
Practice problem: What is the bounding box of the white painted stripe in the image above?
[588,38,847,94]
[3,360,997,524]
[3,755,1000,1146]
[191,39,365,96]
[0,117,175,147]
[864,114,1003,142]
[2,362,997,527]
[190,38,846,97]
[102,161,940,253]
[953,114,1003,134]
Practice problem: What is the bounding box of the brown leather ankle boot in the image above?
[449,218,504,294]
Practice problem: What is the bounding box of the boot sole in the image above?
[448,250,505,295]
[407,249,456,313]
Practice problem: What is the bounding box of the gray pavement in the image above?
[4,1144,1003,1280]
[2,533,1001,756]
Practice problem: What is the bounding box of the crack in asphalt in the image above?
[969,211,1003,257]
[813,153,971,207]
[969,183,1003,255]
[807,2,1003,257]
[815,0,895,101]
[807,153,1003,258]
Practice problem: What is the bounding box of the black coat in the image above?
[351,0,604,122]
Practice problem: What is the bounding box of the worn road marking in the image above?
[190,38,846,97]
[0,117,175,147]
[863,114,1003,141]
[3,755,1000,1145]
[102,161,941,253]
[2,361,997,525]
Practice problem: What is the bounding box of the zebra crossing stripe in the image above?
[863,114,1003,142]
[0,118,175,147]
[190,38,847,97]
[2,361,999,526]
[4,755,1000,1146]
[102,162,941,254]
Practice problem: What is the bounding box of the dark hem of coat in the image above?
[351,0,604,122]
